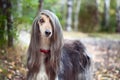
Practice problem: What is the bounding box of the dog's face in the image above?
[38,14,52,38]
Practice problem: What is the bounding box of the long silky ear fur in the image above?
[50,15,63,74]
[27,17,41,79]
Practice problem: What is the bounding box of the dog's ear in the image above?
[50,14,64,73]
[27,18,41,71]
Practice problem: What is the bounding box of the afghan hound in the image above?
[27,10,92,80]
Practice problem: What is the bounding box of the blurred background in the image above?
[0,0,120,80]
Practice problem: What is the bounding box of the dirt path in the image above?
[81,38,120,80]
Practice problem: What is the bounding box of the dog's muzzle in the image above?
[45,30,51,37]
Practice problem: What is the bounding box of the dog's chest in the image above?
[36,53,49,80]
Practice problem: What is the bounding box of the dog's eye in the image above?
[40,18,45,23]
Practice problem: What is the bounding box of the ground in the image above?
[0,31,120,80]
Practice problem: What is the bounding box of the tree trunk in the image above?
[95,0,100,24]
[6,0,13,47]
[96,0,100,7]
[38,0,44,12]
[17,0,22,17]
[0,0,7,47]
[116,0,120,33]
[66,0,73,31]
[103,0,111,29]
[73,0,81,31]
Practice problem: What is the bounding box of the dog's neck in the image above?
[40,36,51,50]
[36,36,51,80]
[37,37,57,80]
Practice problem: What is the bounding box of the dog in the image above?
[26,10,92,80]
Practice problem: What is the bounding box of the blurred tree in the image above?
[0,0,14,47]
[96,0,100,9]
[95,0,100,25]
[17,0,22,17]
[0,0,7,47]
[6,0,13,47]
[116,0,120,33]
[66,0,73,31]
[73,0,81,31]
[102,0,111,30]
[38,0,44,12]
[21,0,38,24]
[79,0,99,32]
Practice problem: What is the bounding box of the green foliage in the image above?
[0,14,7,47]
[78,0,117,32]
[44,0,58,10]
[0,0,18,48]
[79,0,99,32]
[104,1,116,32]
[100,0,116,32]
[108,0,116,32]
[13,0,38,25]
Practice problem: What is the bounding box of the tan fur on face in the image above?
[38,14,52,38]
[38,14,52,50]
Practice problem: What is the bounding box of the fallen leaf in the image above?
[10,61,15,67]
[0,68,3,73]
[7,73,12,79]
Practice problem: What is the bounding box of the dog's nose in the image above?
[45,30,51,36]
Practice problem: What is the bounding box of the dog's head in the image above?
[27,10,63,74]
[38,14,53,38]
